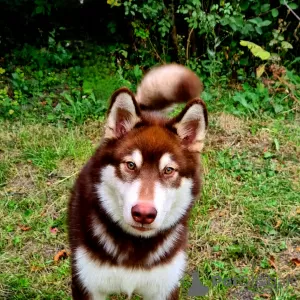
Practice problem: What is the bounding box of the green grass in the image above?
[0,113,299,299]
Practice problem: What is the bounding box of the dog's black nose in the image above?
[131,204,157,224]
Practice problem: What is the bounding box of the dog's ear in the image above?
[169,99,208,152]
[104,88,141,139]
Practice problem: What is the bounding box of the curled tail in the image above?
[136,64,203,112]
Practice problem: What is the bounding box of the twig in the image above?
[257,5,281,17]
[186,27,194,60]
[53,171,79,185]
[284,1,300,22]
[280,106,299,114]
[293,23,300,41]
[148,38,165,64]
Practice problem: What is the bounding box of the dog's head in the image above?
[96,88,208,237]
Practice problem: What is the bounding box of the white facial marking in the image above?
[96,165,193,236]
[75,247,186,299]
[124,149,143,168]
[159,153,177,171]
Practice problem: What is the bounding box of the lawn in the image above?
[0,111,299,299]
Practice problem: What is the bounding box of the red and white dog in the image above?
[68,64,208,300]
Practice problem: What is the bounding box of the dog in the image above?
[68,64,208,300]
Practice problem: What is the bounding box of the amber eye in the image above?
[164,167,175,175]
[126,161,136,171]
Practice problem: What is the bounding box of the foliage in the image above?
[107,0,300,81]
[0,0,300,122]
[0,39,133,123]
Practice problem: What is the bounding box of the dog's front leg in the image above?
[71,281,107,300]
[167,287,180,300]
[90,292,108,300]
[71,281,91,300]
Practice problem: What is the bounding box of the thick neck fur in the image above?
[69,114,201,269]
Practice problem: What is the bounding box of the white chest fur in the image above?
[75,247,186,300]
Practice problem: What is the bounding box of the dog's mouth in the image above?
[131,225,153,232]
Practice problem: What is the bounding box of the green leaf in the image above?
[268,229,278,236]
[261,4,270,12]
[35,6,44,14]
[229,23,237,31]
[274,138,280,151]
[248,17,263,25]
[47,114,56,121]
[281,41,293,50]
[240,1,249,10]
[240,40,271,60]
[274,104,284,113]
[240,58,249,66]
[119,50,128,58]
[255,26,263,35]
[263,151,274,159]
[133,65,142,79]
[260,20,272,27]
[271,8,279,18]
[289,3,299,10]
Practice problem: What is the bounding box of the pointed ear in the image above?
[169,99,208,152]
[104,88,141,139]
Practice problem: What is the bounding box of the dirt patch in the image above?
[207,113,246,150]
[278,244,300,275]
[217,113,245,135]
[56,159,79,177]
[229,288,256,300]
[208,207,250,239]
[5,162,37,194]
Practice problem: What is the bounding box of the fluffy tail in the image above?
[136,64,203,112]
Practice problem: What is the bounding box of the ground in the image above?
[0,112,299,300]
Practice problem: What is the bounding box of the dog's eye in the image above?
[126,161,136,171]
[164,167,175,175]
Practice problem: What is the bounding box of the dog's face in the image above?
[96,89,208,237]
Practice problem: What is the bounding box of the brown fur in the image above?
[68,65,208,299]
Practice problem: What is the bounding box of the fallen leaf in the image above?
[269,255,277,271]
[274,219,282,228]
[296,247,300,252]
[54,249,70,262]
[256,64,266,78]
[50,227,59,234]
[219,210,226,217]
[296,207,300,214]
[291,258,300,267]
[31,265,41,272]
[260,293,271,299]
[19,225,31,231]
